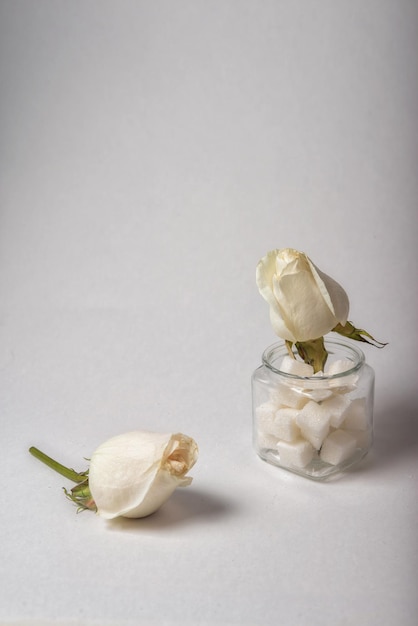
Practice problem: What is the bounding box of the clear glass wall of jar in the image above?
[252,339,375,480]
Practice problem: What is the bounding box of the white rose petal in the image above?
[89,431,198,519]
[256,248,349,342]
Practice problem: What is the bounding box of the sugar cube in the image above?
[255,402,277,427]
[326,359,359,391]
[277,439,314,468]
[270,383,308,409]
[343,428,372,449]
[296,401,331,449]
[280,356,314,377]
[270,408,301,442]
[320,430,357,465]
[255,429,279,450]
[300,387,334,402]
[321,394,351,428]
[326,359,353,375]
[342,398,369,430]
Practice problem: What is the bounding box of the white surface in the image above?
[1,1,417,625]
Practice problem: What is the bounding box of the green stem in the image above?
[29,446,87,483]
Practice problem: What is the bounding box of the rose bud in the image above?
[29,430,198,520]
[89,431,198,519]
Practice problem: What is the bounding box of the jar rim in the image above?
[262,339,365,380]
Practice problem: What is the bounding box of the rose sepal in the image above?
[293,337,328,373]
[64,480,96,512]
[29,446,95,513]
[333,321,387,348]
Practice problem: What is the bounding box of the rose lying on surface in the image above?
[256,248,349,343]
[89,431,198,519]
[29,430,198,519]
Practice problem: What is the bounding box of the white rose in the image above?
[256,248,349,342]
[89,431,198,519]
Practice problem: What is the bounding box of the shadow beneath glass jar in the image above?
[106,488,237,533]
[372,396,418,466]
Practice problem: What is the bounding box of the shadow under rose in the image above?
[106,487,236,533]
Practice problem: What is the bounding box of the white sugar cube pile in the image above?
[255,356,371,469]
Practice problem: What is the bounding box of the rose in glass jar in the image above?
[256,248,349,342]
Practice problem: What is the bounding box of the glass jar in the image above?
[252,339,374,480]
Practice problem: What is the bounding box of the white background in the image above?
[1,1,417,625]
